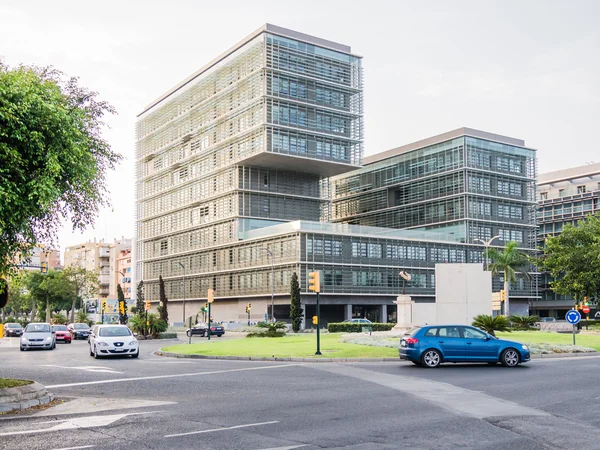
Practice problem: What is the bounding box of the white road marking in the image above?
[258,446,307,450]
[164,420,279,438]
[41,365,121,374]
[35,397,177,417]
[0,412,158,437]
[46,364,301,389]
[52,446,95,450]
[315,365,549,419]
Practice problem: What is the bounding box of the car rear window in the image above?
[404,326,422,337]
[74,324,89,329]
[53,325,68,331]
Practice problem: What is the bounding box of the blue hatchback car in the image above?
[399,325,530,368]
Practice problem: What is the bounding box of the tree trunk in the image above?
[45,296,51,322]
[31,298,36,321]
[504,279,510,317]
[70,296,76,324]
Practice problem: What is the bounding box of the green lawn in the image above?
[496,331,600,351]
[0,378,33,389]
[162,333,397,358]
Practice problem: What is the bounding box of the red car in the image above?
[52,325,72,344]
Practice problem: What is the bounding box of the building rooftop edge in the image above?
[363,127,531,166]
[538,161,600,185]
[137,23,359,118]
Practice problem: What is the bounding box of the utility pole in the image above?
[308,271,321,355]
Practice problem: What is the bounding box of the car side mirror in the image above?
[52,331,56,335]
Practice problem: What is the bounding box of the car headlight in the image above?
[21,337,27,343]
[129,340,138,346]
[96,341,109,346]
[522,344,529,350]
[45,337,52,341]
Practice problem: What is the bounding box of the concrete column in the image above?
[381,304,387,323]
[345,304,353,321]
[393,295,413,332]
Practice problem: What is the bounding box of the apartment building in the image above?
[534,162,600,317]
[135,24,538,325]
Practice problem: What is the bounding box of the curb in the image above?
[0,382,54,413]
[155,350,599,363]
[155,351,399,362]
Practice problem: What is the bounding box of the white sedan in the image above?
[89,325,139,359]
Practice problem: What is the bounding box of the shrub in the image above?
[509,314,540,330]
[51,313,67,324]
[246,321,287,338]
[3,316,17,324]
[472,314,511,337]
[327,323,395,333]
[156,332,177,339]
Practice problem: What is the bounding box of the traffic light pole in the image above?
[207,302,211,341]
[315,292,321,355]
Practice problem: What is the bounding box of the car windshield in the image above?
[99,327,132,337]
[52,325,68,331]
[6,323,21,329]
[74,324,90,329]
[25,324,51,333]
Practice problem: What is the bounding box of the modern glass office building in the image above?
[135,25,539,325]
[534,162,600,317]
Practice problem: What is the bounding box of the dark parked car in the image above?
[399,325,531,368]
[68,323,91,340]
[4,323,23,337]
[186,323,224,337]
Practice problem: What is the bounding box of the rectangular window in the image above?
[578,185,586,194]
[368,243,382,259]
[351,242,368,258]
[540,192,548,200]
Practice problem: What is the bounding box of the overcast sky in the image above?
[1,0,599,253]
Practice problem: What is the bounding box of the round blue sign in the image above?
[566,309,581,324]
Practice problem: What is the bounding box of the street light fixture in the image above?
[474,235,501,270]
[258,247,275,322]
[177,262,186,324]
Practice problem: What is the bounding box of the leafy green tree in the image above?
[157,276,168,324]
[25,270,71,322]
[487,241,531,317]
[6,274,31,319]
[472,314,511,337]
[62,266,99,323]
[75,309,89,325]
[289,272,302,332]
[135,281,145,317]
[117,284,128,324]
[0,62,122,283]
[540,214,600,303]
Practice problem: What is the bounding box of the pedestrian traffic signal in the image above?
[500,290,506,302]
[207,288,214,303]
[312,315,318,325]
[308,271,320,293]
[40,262,48,274]
[145,301,151,311]
[101,299,107,311]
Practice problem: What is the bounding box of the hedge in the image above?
[327,322,395,333]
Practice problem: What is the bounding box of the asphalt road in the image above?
[1,336,600,450]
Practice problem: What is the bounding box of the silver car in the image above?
[20,323,56,351]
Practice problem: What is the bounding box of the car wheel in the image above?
[186,330,191,337]
[89,345,94,357]
[20,346,24,351]
[501,348,520,367]
[217,334,222,337]
[93,345,101,359]
[421,349,442,368]
[131,351,139,359]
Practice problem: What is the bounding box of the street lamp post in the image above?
[259,247,275,322]
[474,235,503,313]
[474,235,501,271]
[177,262,186,324]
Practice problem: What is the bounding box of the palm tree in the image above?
[472,314,511,337]
[487,241,531,317]
[509,314,540,330]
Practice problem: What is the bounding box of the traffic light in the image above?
[145,301,151,311]
[584,297,589,306]
[308,271,320,293]
[40,262,48,273]
[207,288,214,303]
[101,299,107,311]
[248,303,252,310]
[119,301,125,315]
[312,315,318,325]
[500,290,506,302]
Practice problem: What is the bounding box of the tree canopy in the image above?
[0,63,121,280]
[541,214,600,301]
